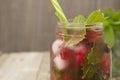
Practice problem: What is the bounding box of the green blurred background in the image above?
[102,8,120,77]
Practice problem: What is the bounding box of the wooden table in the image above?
[0,52,119,80]
[0,52,50,80]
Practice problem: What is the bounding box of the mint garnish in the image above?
[104,26,114,47]
[64,15,87,47]
[87,9,104,23]
[73,15,86,23]
[87,39,106,64]
[65,37,85,47]
[72,15,86,27]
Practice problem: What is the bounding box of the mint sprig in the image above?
[73,15,86,23]
[87,9,104,23]
[50,0,68,22]
[104,26,115,47]
[87,39,105,64]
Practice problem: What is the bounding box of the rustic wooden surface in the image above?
[0,52,50,80]
[0,52,120,80]
[0,0,119,52]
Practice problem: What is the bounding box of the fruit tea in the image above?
[50,0,112,80]
[50,23,112,80]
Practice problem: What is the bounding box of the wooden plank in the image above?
[0,52,45,80]
[97,0,114,8]
[114,0,120,10]
[36,53,50,80]
[0,53,10,68]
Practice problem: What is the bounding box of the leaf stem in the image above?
[82,66,90,79]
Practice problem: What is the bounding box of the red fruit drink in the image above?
[50,23,112,80]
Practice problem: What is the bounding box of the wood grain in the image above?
[0,52,50,80]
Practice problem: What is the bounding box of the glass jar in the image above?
[50,22,112,80]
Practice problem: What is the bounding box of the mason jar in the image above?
[50,22,112,80]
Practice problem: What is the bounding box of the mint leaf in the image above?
[87,10,104,23]
[86,64,98,78]
[81,60,99,79]
[65,37,85,47]
[65,27,86,47]
[87,44,94,62]
[63,15,87,47]
[73,15,86,23]
[72,15,86,28]
[50,0,68,22]
[104,26,115,47]
[81,59,89,79]
[101,8,115,18]
[87,39,106,64]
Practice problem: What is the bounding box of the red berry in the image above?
[64,75,72,80]
[100,53,110,73]
[86,29,103,42]
[73,40,89,56]
[74,55,84,67]
[76,55,84,63]
[60,48,74,60]
[75,45,88,56]
[86,35,98,42]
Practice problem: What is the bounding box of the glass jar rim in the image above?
[57,22,103,37]
[57,22,103,29]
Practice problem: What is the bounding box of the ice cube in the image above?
[54,55,69,71]
[52,39,63,55]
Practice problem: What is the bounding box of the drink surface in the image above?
[50,24,112,80]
